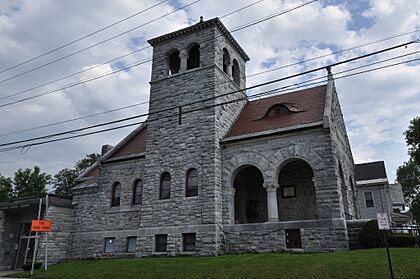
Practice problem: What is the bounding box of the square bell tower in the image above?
[138,17,249,256]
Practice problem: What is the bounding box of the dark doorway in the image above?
[234,166,267,224]
[285,229,302,249]
[277,159,317,221]
[14,223,36,268]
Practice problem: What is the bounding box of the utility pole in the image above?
[31,198,42,276]
[45,194,48,271]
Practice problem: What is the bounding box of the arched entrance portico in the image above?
[277,159,317,221]
[233,165,268,224]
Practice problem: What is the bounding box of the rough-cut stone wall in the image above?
[70,158,144,258]
[0,211,19,270]
[37,206,73,266]
[327,80,358,219]
[221,127,349,251]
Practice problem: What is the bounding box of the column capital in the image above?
[263,183,278,192]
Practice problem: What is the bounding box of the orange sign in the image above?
[31,220,52,232]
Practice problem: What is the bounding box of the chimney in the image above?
[101,144,113,156]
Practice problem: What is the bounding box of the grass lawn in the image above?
[9,248,420,279]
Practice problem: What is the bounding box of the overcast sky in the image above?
[0,0,419,182]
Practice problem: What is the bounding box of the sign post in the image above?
[377,212,394,279]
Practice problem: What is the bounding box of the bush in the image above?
[358,220,385,248]
[389,234,417,247]
[22,262,42,271]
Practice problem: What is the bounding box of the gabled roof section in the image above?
[224,85,327,140]
[148,17,250,61]
[355,161,388,181]
[101,124,147,162]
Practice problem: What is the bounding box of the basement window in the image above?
[104,237,115,253]
[155,234,168,252]
[127,237,137,253]
[183,233,196,252]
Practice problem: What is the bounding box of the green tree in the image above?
[13,166,51,198]
[397,116,420,223]
[405,117,420,163]
[411,196,420,224]
[0,174,13,201]
[53,153,99,198]
[396,159,420,203]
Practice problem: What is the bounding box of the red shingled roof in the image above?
[108,126,147,158]
[226,85,327,138]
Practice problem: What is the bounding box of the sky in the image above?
[0,0,419,182]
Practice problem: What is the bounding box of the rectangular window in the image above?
[127,237,137,253]
[364,192,375,208]
[183,233,196,252]
[104,237,115,253]
[155,234,168,252]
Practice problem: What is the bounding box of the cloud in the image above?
[0,0,419,183]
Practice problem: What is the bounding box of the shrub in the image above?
[358,220,385,248]
[389,234,417,247]
[22,262,42,271]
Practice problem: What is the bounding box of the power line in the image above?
[0,0,318,107]
[3,25,419,104]
[0,101,150,138]
[0,0,200,84]
[0,0,168,75]
[3,45,419,139]
[1,43,417,148]
[2,54,419,153]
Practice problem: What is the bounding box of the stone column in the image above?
[229,187,236,224]
[179,49,188,72]
[264,184,279,222]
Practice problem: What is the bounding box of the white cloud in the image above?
[0,0,419,183]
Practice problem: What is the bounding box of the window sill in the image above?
[106,206,142,214]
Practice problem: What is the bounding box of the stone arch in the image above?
[223,152,271,187]
[232,164,267,224]
[269,144,325,181]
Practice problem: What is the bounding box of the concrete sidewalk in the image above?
[0,270,21,278]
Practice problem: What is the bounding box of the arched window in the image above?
[111,182,121,207]
[160,172,171,200]
[222,48,230,74]
[132,179,143,205]
[187,44,200,70]
[232,59,240,85]
[186,168,198,197]
[168,50,180,75]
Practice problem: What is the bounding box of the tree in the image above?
[396,159,420,203]
[13,166,51,198]
[0,174,13,201]
[405,117,420,163]
[53,153,99,198]
[397,116,420,223]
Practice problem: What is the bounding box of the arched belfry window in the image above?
[223,48,230,74]
[168,50,180,75]
[187,44,200,70]
[160,172,171,200]
[111,182,121,207]
[186,168,198,197]
[132,179,143,205]
[232,59,240,86]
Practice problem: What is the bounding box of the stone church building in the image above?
[1,18,360,269]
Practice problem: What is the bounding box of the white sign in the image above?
[377,212,390,230]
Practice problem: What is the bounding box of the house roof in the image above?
[225,85,327,139]
[355,161,387,181]
[389,183,406,205]
[148,17,250,61]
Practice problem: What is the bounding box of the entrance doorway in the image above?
[285,229,302,249]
